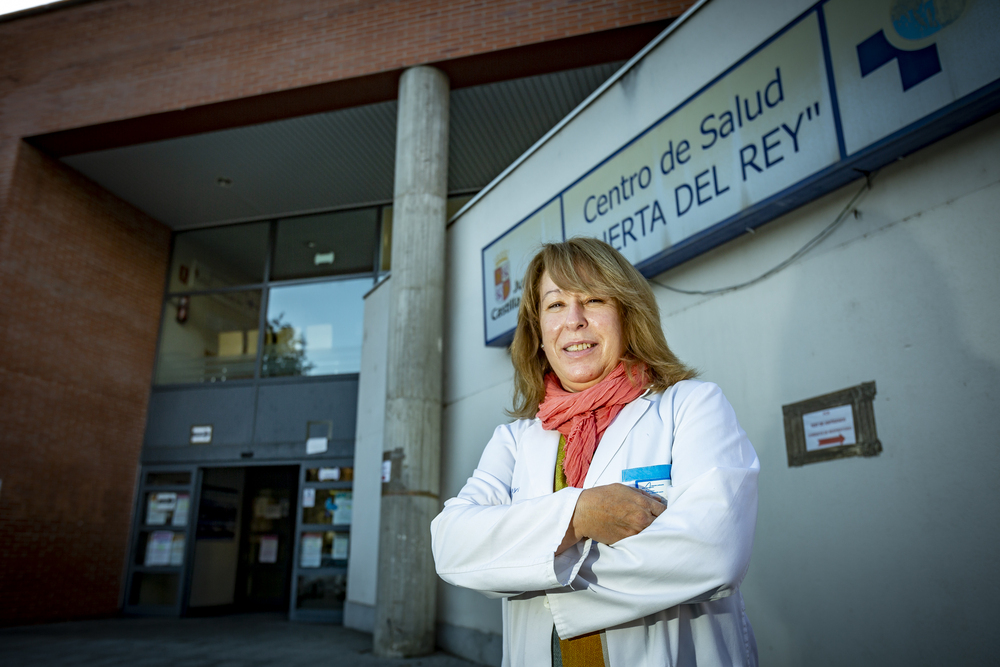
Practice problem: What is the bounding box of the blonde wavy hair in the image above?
[508,237,696,419]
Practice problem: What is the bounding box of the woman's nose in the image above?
[565,301,586,328]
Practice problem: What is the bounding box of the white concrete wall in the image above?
[437,0,1000,664]
[657,114,1000,666]
[345,277,391,632]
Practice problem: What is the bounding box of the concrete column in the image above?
[373,65,449,658]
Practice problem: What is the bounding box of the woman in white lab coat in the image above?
[431,238,759,667]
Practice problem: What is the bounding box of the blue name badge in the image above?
[622,464,671,503]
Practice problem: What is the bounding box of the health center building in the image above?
[2,1,999,666]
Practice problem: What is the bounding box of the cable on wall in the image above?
[651,172,878,297]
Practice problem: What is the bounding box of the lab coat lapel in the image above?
[583,396,652,488]
[523,422,561,496]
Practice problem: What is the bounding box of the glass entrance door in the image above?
[185,465,299,614]
[126,460,356,621]
[233,466,298,610]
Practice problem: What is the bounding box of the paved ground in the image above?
[0,613,477,667]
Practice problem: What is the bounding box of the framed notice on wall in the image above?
[782,381,880,467]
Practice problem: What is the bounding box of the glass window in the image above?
[298,531,349,569]
[129,572,179,606]
[144,492,190,527]
[295,572,346,610]
[377,196,473,273]
[304,466,353,483]
[167,223,268,293]
[302,490,353,526]
[447,194,474,219]
[146,471,191,486]
[262,279,369,377]
[379,206,392,272]
[135,530,186,567]
[154,291,261,384]
[271,209,378,281]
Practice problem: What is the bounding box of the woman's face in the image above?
[538,270,625,393]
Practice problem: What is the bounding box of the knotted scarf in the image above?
[537,362,647,488]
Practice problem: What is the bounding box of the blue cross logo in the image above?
[857,30,942,91]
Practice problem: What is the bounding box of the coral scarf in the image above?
[537,363,647,488]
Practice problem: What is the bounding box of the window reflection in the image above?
[155,291,261,384]
[129,572,179,606]
[304,467,353,483]
[262,279,369,377]
[145,492,190,527]
[299,531,349,568]
[272,209,378,281]
[168,223,268,293]
[146,471,192,486]
[135,530,185,566]
[376,197,470,274]
[302,489,353,526]
[295,572,346,610]
[379,206,392,272]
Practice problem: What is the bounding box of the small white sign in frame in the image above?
[783,382,880,467]
[189,424,212,445]
[802,404,857,452]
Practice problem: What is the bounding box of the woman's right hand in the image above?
[557,484,666,553]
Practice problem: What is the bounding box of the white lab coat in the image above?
[431,380,759,667]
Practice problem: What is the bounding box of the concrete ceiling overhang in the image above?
[25,19,678,231]
[58,61,624,229]
[29,20,669,156]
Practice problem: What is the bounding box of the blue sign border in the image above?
[483,0,1000,347]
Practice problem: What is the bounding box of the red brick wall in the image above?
[0,0,693,139]
[0,142,170,625]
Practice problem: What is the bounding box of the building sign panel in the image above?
[482,198,563,345]
[825,0,1000,155]
[481,0,1000,346]
[562,13,839,269]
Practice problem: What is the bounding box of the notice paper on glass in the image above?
[171,494,190,527]
[145,531,174,566]
[318,467,340,481]
[259,535,278,564]
[169,534,185,566]
[302,487,316,508]
[300,533,322,568]
[152,492,177,512]
[306,437,328,455]
[146,492,178,525]
[333,492,353,526]
[332,534,349,561]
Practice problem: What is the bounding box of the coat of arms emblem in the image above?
[494,251,510,303]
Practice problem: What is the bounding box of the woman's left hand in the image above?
[557,484,666,554]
